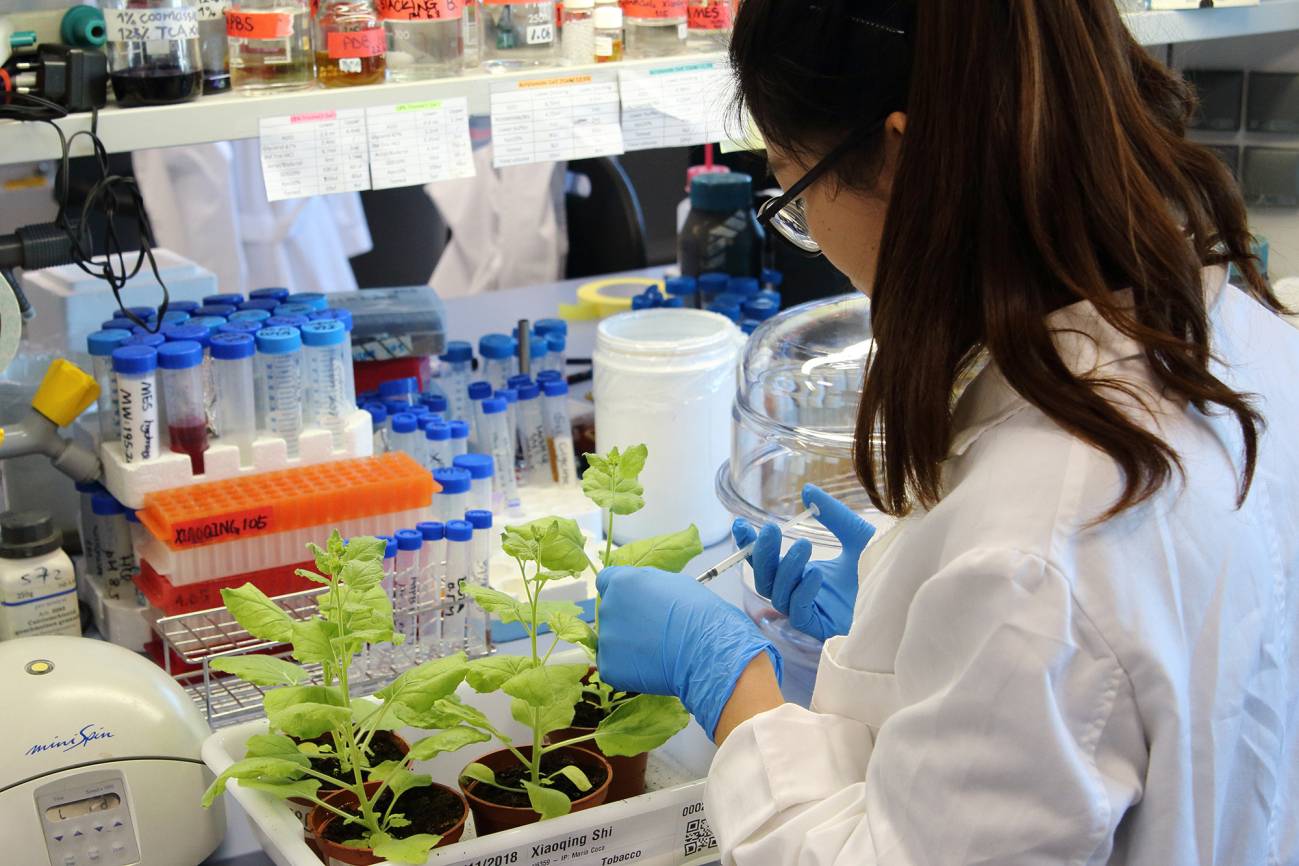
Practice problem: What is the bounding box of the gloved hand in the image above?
[596,566,783,740]
[733,484,876,641]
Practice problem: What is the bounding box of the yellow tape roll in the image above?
[558,276,664,321]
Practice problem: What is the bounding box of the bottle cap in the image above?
[379,380,412,398]
[274,303,315,318]
[542,380,569,398]
[163,323,212,347]
[126,306,154,319]
[727,276,761,298]
[156,310,191,325]
[210,332,256,361]
[708,301,742,323]
[395,528,423,551]
[265,314,309,329]
[417,521,445,541]
[218,321,263,336]
[301,320,346,347]
[251,287,291,303]
[204,293,246,307]
[125,509,139,524]
[75,480,104,495]
[465,510,493,529]
[741,319,760,335]
[482,398,507,415]
[479,334,516,360]
[309,308,354,331]
[90,491,127,516]
[229,309,272,324]
[239,298,281,313]
[546,334,567,353]
[168,300,201,314]
[496,387,518,405]
[506,374,531,390]
[445,519,474,542]
[518,382,540,400]
[384,399,412,415]
[196,304,237,318]
[664,276,697,297]
[454,453,494,479]
[126,333,166,348]
[383,535,398,558]
[449,420,470,439]
[391,413,418,434]
[0,511,62,559]
[664,297,685,308]
[364,402,388,425]
[440,341,474,364]
[743,296,780,321]
[87,329,132,356]
[535,318,568,338]
[468,381,493,400]
[690,172,753,212]
[713,292,744,309]
[421,394,448,414]
[189,315,227,332]
[594,5,622,27]
[103,318,134,332]
[536,370,563,383]
[426,422,450,441]
[157,340,204,370]
[698,272,729,296]
[685,163,731,192]
[255,327,302,355]
[756,289,782,308]
[761,267,784,288]
[286,292,328,312]
[433,467,472,495]
[111,344,157,375]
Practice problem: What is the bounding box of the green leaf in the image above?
[594,694,690,757]
[407,727,492,761]
[582,444,648,515]
[308,542,339,580]
[618,444,648,479]
[263,684,345,715]
[510,696,575,738]
[607,525,704,573]
[200,756,309,807]
[544,610,596,652]
[549,764,592,792]
[375,653,468,713]
[342,535,387,563]
[385,814,411,828]
[466,655,536,693]
[427,697,496,733]
[295,568,331,586]
[536,519,593,576]
[244,733,310,765]
[502,663,587,709]
[371,832,443,865]
[262,685,349,738]
[501,525,541,564]
[288,620,333,665]
[368,761,431,800]
[339,557,385,591]
[236,777,322,803]
[209,655,308,687]
[460,762,503,788]
[524,781,573,820]
[220,584,294,643]
[464,584,527,624]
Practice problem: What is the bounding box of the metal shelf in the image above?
[1124,0,1299,46]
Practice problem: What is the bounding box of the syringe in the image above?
[695,505,820,584]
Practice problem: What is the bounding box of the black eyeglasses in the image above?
[758,118,887,255]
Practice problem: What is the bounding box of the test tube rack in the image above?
[100,408,375,509]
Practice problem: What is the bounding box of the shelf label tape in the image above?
[378,0,464,21]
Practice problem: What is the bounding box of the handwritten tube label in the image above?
[117,375,158,465]
[377,0,463,21]
[327,28,386,58]
[104,7,200,43]
[226,9,295,39]
[197,0,231,22]
[170,508,275,548]
[624,0,687,18]
[687,0,731,29]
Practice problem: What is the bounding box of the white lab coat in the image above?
[707,267,1299,865]
[132,141,372,295]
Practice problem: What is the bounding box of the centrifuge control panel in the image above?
[36,769,141,866]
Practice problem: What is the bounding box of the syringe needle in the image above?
[696,504,820,584]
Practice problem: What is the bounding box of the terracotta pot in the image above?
[459,746,613,836]
[310,780,468,865]
[293,732,411,861]
[547,725,649,801]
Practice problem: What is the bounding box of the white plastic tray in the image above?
[202,651,722,866]
[101,409,375,509]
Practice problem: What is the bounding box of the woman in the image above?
[595,2,1299,864]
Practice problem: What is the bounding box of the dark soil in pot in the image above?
[474,751,610,809]
[460,746,612,835]
[550,697,650,801]
[321,785,467,845]
[308,729,408,781]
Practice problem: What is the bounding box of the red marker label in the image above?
[377,0,463,20]
[624,0,688,18]
[687,0,730,29]
[169,508,275,549]
[327,28,387,58]
[225,9,294,38]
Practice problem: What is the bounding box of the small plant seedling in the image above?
[200,533,478,864]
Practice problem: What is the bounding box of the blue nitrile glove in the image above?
[732,484,876,641]
[596,566,783,740]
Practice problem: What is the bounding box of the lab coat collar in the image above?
[948,266,1229,458]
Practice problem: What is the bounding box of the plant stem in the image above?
[540,731,598,755]
[529,561,543,786]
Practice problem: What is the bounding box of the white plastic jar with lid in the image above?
[561,0,595,64]
[0,511,79,642]
[594,308,739,546]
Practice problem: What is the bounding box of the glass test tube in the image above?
[439,342,474,425]
[91,492,136,600]
[496,387,520,467]
[426,423,453,470]
[449,420,470,457]
[301,320,351,449]
[416,521,445,648]
[76,480,105,583]
[545,334,567,377]
[433,467,471,523]
[209,333,258,464]
[480,398,521,510]
[381,535,397,598]
[393,529,423,644]
[88,330,131,443]
[254,327,305,458]
[390,413,424,464]
[467,381,492,451]
[541,379,578,486]
[465,509,493,653]
[158,341,209,475]
[479,334,516,393]
[442,519,472,655]
[164,323,216,435]
[364,403,390,453]
[515,381,551,486]
[454,454,494,512]
[112,346,160,464]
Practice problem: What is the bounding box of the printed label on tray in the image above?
[327,28,386,58]
[104,7,200,43]
[624,0,687,19]
[169,508,275,548]
[377,0,463,21]
[687,0,730,29]
[226,9,295,39]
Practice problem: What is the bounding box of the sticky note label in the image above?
[378,0,464,20]
[226,10,295,39]
[327,28,386,58]
[169,508,276,548]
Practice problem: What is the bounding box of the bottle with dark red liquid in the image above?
[104,0,204,106]
[158,340,210,475]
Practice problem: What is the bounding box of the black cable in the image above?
[0,91,170,332]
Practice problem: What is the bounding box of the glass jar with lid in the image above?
[623,0,686,58]
[226,0,315,93]
[316,0,387,86]
[102,0,204,106]
[380,0,465,80]
[477,0,560,69]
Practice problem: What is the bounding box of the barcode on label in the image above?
[684,817,717,856]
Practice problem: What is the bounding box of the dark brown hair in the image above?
[732,0,1281,519]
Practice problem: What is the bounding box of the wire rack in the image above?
[153,586,492,729]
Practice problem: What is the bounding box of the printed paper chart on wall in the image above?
[258,109,371,202]
[366,97,476,190]
[617,60,739,151]
[489,73,625,168]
